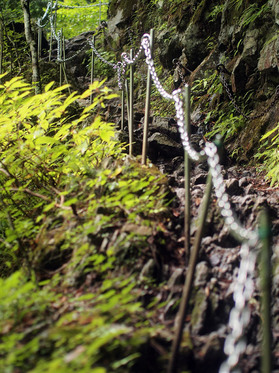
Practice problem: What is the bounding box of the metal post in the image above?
[90,35,95,105]
[49,0,53,62]
[48,32,53,62]
[168,172,212,373]
[125,80,131,133]
[184,84,191,261]
[129,48,134,156]
[62,34,70,93]
[59,30,62,87]
[141,28,154,165]
[121,87,125,130]
[38,27,42,60]
[259,209,272,373]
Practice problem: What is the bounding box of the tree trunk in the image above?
[20,0,41,94]
[0,19,3,82]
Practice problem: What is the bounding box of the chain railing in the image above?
[217,64,279,120]
[37,1,109,65]
[35,5,274,368]
[90,31,273,373]
[86,32,265,372]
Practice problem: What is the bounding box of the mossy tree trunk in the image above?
[0,19,3,81]
[20,0,41,94]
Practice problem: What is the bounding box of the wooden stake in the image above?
[184,84,191,261]
[168,172,212,373]
[259,209,272,373]
[90,35,95,105]
[141,28,154,165]
[129,48,134,156]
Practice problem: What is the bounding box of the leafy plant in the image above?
[54,0,109,38]
[0,74,170,372]
[206,4,224,23]
[240,2,270,29]
[255,122,279,186]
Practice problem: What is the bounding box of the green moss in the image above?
[190,0,210,24]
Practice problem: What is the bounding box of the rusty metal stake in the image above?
[168,171,212,373]
[141,28,154,165]
[129,48,134,156]
[121,86,125,130]
[184,84,191,261]
[125,79,130,129]
[259,209,272,373]
[90,35,95,105]
[38,27,42,60]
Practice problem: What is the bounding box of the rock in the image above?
[148,132,183,159]
[258,36,279,72]
[225,178,243,195]
[194,261,210,288]
[139,259,156,281]
[191,288,208,335]
[192,172,208,185]
[239,176,250,187]
[167,267,184,288]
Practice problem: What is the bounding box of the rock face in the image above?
[106,0,279,160]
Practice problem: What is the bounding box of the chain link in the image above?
[127,27,134,46]
[37,1,52,28]
[49,14,59,42]
[88,39,116,67]
[217,64,279,120]
[142,36,259,373]
[57,42,89,63]
[121,45,144,65]
[219,241,258,373]
[55,2,109,9]
[142,34,173,101]
[88,39,127,90]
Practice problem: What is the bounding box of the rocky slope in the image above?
[106,0,279,161]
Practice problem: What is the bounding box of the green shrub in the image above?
[0,74,169,372]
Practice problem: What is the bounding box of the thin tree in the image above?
[0,19,3,82]
[20,0,41,94]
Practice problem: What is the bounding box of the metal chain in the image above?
[204,141,258,243]
[37,1,52,28]
[121,45,144,65]
[219,241,258,373]
[127,27,134,45]
[141,34,173,101]
[57,42,89,63]
[49,14,59,42]
[55,2,109,10]
[217,64,279,120]
[172,89,202,162]
[88,39,116,67]
[172,59,192,86]
[88,40,127,90]
[142,37,259,372]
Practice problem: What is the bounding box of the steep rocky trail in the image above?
[105,98,279,371]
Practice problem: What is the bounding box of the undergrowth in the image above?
[255,123,279,186]
[0,74,171,372]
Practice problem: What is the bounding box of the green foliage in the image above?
[255,122,279,186]
[240,2,270,29]
[0,75,170,371]
[54,0,109,38]
[0,75,119,275]
[0,270,161,373]
[206,4,224,23]
[206,111,245,141]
